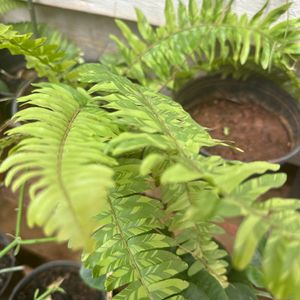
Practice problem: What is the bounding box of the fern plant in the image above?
[103,0,300,98]
[0,3,300,300]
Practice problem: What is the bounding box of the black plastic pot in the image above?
[0,49,25,74]
[10,260,106,300]
[0,233,15,297]
[0,49,32,119]
[175,76,300,164]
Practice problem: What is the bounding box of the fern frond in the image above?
[85,160,189,299]
[77,63,222,156]
[0,83,117,249]
[3,63,299,298]
[0,0,24,15]
[104,0,300,92]
[162,182,228,287]
[11,22,82,62]
[77,64,291,294]
[0,24,80,82]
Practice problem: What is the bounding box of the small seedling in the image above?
[33,277,65,300]
[223,126,230,136]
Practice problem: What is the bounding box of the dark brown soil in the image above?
[0,242,14,295]
[190,98,292,161]
[12,265,105,300]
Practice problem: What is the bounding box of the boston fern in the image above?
[0,2,300,300]
[103,0,300,96]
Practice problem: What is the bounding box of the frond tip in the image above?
[0,83,117,250]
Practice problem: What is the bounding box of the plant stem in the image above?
[15,184,25,238]
[35,286,65,300]
[0,238,19,258]
[0,266,24,274]
[0,237,56,259]
[27,0,39,38]
[20,237,57,245]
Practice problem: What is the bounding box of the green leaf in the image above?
[177,1,189,28]
[115,20,146,53]
[240,30,251,64]
[233,216,270,270]
[226,283,257,300]
[184,270,229,300]
[161,163,201,184]
[188,0,199,24]
[135,8,155,42]
[263,234,300,299]
[1,83,116,250]
[261,2,292,27]
[165,0,176,30]
[140,153,166,176]
[213,161,280,194]
[250,0,270,25]
[229,173,287,204]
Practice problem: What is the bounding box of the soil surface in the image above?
[190,98,292,161]
[12,265,105,300]
[0,242,14,294]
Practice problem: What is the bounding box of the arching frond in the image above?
[0,24,80,82]
[104,0,300,93]
[11,22,82,62]
[0,83,118,249]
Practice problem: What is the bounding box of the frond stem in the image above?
[56,108,88,244]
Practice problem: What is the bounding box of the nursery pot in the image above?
[0,233,16,297]
[175,76,300,163]
[9,260,106,300]
[0,49,35,118]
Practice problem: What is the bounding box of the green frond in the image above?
[183,269,229,299]
[103,0,300,92]
[2,63,299,298]
[85,160,189,299]
[162,182,228,287]
[0,0,24,15]
[0,23,80,82]
[77,64,300,297]
[234,198,300,300]
[11,22,82,62]
[77,63,223,156]
[0,83,118,249]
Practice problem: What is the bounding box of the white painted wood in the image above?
[32,0,300,25]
